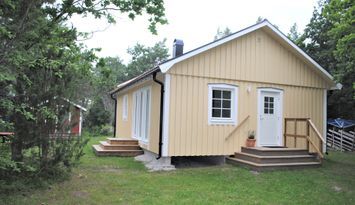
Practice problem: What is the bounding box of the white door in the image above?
[258,89,282,146]
[133,87,151,142]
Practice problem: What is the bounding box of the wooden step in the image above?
[92,145,143,157]
[241,147,309,156]
[234,152,318,164]
[99,141,141,150]
[107,138,139,145]
[226,157,321,171]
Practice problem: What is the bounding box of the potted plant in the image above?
[246,131,256,147]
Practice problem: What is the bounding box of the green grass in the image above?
[2,137,355,205]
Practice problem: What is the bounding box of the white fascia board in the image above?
[160,20,334,85]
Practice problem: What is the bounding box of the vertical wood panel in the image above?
[167,73,326,156]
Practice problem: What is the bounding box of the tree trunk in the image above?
[11,136,23,162]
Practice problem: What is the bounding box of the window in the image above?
[122,95,128,120]
[132,87,151,142]
[264,96,274,114]
[208,84,238,125]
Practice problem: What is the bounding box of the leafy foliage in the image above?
[126,39,169,78]
[214,27,232,40]
[296,0,354,119]
[0,0,167,183]
[287,23,301,42]
[84,40,169,130]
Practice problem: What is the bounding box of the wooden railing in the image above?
[327,129,355,152]
[225,115,250,140]
[284,118,325,158]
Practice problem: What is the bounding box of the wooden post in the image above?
[352,129,355,151]
[340,129,343,152]
[306,121,310,151]
[294,119,297,148]
[332,127,335,148]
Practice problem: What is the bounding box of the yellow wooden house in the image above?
[93,20,338,170]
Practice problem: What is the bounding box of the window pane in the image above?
[270,103,274,108]
[264,102,268,109]
[213,90,221,98]
[269,97,274,103]
[264,108,268,114]
[222,91,231,99]
[269,108,274,114]
[212,109,221,117]
[212,99,221,108]
[222,100,231,108]
[222,109,231,118]
[264,97,269,102]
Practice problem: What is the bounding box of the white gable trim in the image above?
[160,20,334,84]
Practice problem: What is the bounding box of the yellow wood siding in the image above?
[167,76,324,156]
[168,29,329,89]
[166,29,327,156]
[115,78,162,154]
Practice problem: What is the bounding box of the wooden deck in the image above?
[92,138,143,157]
[226,146,321,171]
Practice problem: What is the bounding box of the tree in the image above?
[287,23,300,42]
[214,27,232,40]
[297,0,354,119]
[0,0,167,177]
[256,16,264,23]
[126,39,169,78]
[84,40,169,130]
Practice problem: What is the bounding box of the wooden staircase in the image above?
[92,138,144,157]
[226,147,321,171]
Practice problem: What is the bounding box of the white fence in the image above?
[327,128,355,151]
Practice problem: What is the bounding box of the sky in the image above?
[70,0,318,64]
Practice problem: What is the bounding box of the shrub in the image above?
[100,124,113,136]
[0,135,88,194]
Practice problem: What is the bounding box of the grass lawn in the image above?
[2,136,355,205]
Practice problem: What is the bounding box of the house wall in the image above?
[115,76,163,154]
[166,29,329,156]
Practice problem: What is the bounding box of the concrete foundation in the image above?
[134,149,175,171]
[172,156,226,168]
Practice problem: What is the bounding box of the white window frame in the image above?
[122,94,128,121]
[208,84,238,125]
[132,86,151,143]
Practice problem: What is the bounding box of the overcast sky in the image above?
[70,0,318,63]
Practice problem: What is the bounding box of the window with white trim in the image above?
[122,95,128,120]
[132,87,151,142]
[208,84,238,125]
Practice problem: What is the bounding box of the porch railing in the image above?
[284,118,325,158]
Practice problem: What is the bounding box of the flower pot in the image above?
[246,139,256,147]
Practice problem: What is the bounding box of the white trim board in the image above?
[159,20,334,85]
[323,89,327,153]
[162,74,171,157]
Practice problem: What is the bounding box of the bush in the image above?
[0,135,89,194]
[100,124,113,136]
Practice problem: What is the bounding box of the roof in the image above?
[63,98,87,111]
[110,19,335,94]
[110,67,159,94]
